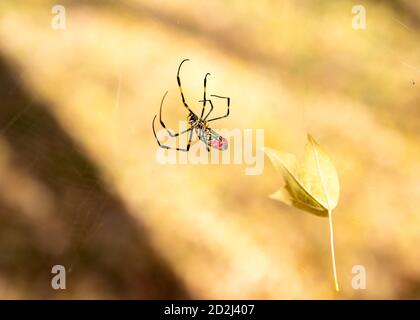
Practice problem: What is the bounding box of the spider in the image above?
[152,59,230,152]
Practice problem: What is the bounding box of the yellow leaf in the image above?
[264,134,341,291]
[263,135,339,216]
[298,134,339,211]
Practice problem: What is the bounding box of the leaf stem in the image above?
[328,210,339,292]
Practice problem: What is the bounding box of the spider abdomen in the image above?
[200,128,228,151]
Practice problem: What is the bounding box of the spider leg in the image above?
[199,73,211,119]
[152,116,194,151]
[175,128,195,152]
[207,94,230,122]
[198,99,214,121]
[158,91,191,137]
[177,59,197,116]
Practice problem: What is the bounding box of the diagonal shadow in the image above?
[0,56,189,299]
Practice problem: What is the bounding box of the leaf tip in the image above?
[262,146,276,158]
[307,133,317,144]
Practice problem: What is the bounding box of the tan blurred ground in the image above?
[0,0,419,299]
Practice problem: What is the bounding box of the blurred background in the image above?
[0,0,419,299]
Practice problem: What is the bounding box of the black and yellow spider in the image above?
[152,59,230,152]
